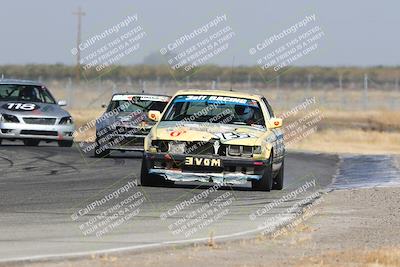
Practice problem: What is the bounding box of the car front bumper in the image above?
[0,122,74,141]
[98,133,146,152]
[144,152,269,184]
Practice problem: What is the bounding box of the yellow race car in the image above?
[141,90,285,191]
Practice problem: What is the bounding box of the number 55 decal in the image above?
[5,103,38,111]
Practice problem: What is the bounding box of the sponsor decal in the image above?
[170,130,186,137]
[175,95,257,106]
[2,103,39,111]
[214,131,255,141]
[185,156,221,167]
[140,95,170,102]
[112,95,169,102]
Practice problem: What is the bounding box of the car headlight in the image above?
[228,145,241,156]
[227,145,261,157]
[0,114,19,123]
[59,116,74,125]
[253,146,262,154]
[168,141,186,154]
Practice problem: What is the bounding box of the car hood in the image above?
[96,111,155,129]
[0,101,70,117]
[153,121,267,145]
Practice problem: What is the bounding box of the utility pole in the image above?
[306,74,313,98]
[276,75,280,90]
[229,56,235,91]
[339,74,344,108]
[307,74,312,90]
[186,76,190,89]
[276,75,281,106]
[363,73,368,109]
[73,7,85,84]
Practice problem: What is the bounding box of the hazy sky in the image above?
[0,0,398,66]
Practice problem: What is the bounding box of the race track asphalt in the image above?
[0,141,338,262]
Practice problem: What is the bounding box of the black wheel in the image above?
[23,139,40,146]
[58,140,73,147]
[93,137,110,158]
[140,156,172,187]
[252,159,273,191]
[272,159,284,190]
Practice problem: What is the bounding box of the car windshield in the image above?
[107,95,169,113]
[162,95,265,126]
[0,84,56,104]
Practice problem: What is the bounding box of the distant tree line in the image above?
[0,64,399,85]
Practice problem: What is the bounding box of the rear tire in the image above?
[23,139,40,146]
[58,140,73,147]
[272,159,284,190]
[252,160,273,191]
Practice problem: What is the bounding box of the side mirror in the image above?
[101,103,107,108]
[148,110,161,122]
[268,118,283,129]
[58,100,67,106]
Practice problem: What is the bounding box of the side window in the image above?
[262,98,275,118]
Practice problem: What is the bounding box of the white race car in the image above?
[0,79,74,147]
[94,93,170,157]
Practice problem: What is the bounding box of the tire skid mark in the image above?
[0,148,80,178]
[0,154,14,168]
[331,155,400,189]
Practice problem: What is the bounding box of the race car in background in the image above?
[94,93,170,157]
[141,90,285,191]
[0,79,74,147]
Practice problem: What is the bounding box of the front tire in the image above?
[23,139,40,146]
[94,137,110,158]
[58,140,73,147]
[272,159,284,190]
[140,156,172,187]
[252,160,273,191]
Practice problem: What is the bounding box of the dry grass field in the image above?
[288,109,400,154]
[46,81,400,154]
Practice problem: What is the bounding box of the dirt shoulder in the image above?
[12,186,400,267]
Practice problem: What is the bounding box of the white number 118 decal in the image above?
[7,103,36,111]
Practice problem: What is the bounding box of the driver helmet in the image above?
[20,87,37,100]
[234,105,254,122]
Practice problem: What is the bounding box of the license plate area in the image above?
[184,156,223,168]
